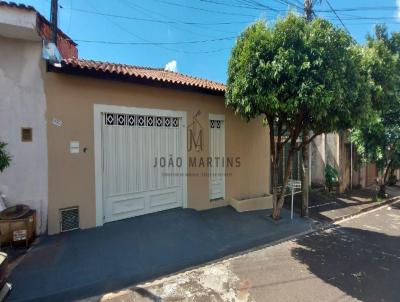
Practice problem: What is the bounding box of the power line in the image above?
[197,0,269,10]
[151,0,258,17]
[72,36,235,45]
[73,39,232,53]
[59,0,400,56]
[81,0,233,55]
[121,0,218,39]
[236,0,283,12]
[332,15,400,21]
[122,0,238,36]
[325,0,350,34]
[316,6,399,13]
[272,0,303,11]
[64,6,252,26]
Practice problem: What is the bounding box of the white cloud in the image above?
[164,60,177,72]
[397,0,400,20]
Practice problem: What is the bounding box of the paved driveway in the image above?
[96,202,400,302]
[9,206,311,302]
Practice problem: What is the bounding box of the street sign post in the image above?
[287,179,302,220]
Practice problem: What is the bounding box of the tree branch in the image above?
[294,132,321,152]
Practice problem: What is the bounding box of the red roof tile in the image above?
[0,1,78,58]
[61,58,226,94]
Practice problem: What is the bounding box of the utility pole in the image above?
[50,0,58,44]
[304,0,313,21]
[301,0,315,218]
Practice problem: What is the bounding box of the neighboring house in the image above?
[0,2,270,235]
[311,131,378,191]
[274,131,379,193]
[0,2,77,233]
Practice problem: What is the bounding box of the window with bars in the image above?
[104,113,180,128]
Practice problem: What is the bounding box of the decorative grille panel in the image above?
[210,120,222,129]
[104,113,180,128]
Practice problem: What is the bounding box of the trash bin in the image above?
[0,205,36,248]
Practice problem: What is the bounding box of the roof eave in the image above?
[47,61,225,96]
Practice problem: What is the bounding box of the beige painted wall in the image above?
[44,72,270,234]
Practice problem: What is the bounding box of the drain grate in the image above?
[60,207,79,232]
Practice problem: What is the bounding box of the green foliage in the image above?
[352,25,400,184]
[0,141,11,173]
[226,14,369,134]
[325,164,339,190]
[226,14,370,216]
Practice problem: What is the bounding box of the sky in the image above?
[14,0,400,83]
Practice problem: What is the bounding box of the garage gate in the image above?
[95,105,187,224]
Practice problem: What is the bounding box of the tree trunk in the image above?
[379,183,386,197]
[380,159,394,196]
[301,131,309,217]
[383,160,393,185]
[268,119,278,217]
[272,148,294,219]
[271,159,279,215]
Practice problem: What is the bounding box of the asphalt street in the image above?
[89,201,400,302]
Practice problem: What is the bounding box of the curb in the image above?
[308,195,400,232]
[137,198,400,288]
[330,195,400,224]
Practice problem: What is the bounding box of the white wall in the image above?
[311,134,326,185]
[0,36,48,234]
[311,133,340,186]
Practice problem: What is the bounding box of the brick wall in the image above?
[37,15,78,59]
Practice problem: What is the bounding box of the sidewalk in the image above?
[9,206,312,302]
[90,200,400,302]
[285,184,400,223]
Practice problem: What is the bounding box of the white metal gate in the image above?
[100,108,186,223]
[209,114,225,200]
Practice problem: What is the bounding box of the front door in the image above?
[209,114,225,200]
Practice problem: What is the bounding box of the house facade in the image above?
[0,2,270,235]
[43,60,270,234]
[2,2,381,236]
[0,2,76,233]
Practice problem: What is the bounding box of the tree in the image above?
[0,141,11,173]
[226,14,369,219]
[352,25,400,196]
[301,0,321,217]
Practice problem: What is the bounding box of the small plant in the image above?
[0,141,11,172]
[325,164,339,192]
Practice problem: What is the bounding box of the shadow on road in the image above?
[291,204,400,302]
[132,287,162,302]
